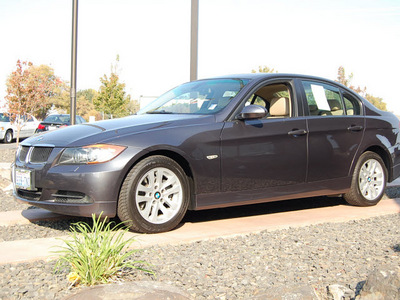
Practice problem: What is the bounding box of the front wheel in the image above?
[344,151,387,206]
[117,156,190,233]
[3,130,13,143]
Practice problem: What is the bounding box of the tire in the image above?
[344,151,387,206]
[117,155,190,233]
[3,130,13,143]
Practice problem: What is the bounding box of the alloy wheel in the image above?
[358,158,385,201]
[135,167,183,224]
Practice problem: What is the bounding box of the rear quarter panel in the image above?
[360,111,400,181]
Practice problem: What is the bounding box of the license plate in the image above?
[48,125,58,131]
[15,169,34,190]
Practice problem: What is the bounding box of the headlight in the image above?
[58,144,126,165]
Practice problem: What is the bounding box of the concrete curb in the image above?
[0,209,66,226]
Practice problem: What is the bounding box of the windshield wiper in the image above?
[146,110,173,114]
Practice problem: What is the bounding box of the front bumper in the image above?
[0,129,5,140]
[12,145,139,218]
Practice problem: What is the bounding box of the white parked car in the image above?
[0,113,39,143]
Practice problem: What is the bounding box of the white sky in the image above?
[0,0,399,113]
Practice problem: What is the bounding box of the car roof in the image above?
[211,73,344,85]
[208,73,353,96]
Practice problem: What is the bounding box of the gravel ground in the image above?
[0,189,32,212]
[0,145,17,163]
[0,214,399,299]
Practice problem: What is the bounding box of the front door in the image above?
[220,82,308,194]
[221,117,308,192]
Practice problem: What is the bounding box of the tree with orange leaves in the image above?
[5,60,62,144]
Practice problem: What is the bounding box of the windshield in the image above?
[138,79,249,115]
[0,113,10,122]
[44,115,70,124]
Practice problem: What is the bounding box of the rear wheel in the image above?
[117,155,190,233]
[344,151,386,206]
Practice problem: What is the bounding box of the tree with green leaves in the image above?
[5,60,62,144]
[251,65,278,73]
[78,89,97,103]
[50,80,70,113]
[94,57,131,119]
[365,94,387,111]
[336,66,386,111]
[76,89,101,121]
[50,86,101,121]
[126,99,140,115]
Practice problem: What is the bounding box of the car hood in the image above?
[22,114,213,147]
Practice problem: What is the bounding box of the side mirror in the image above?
[237,105,268,120]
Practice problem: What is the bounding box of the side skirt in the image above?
[192,177,351,210]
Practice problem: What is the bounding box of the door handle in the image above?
[288,129,308,136]
[347,125,363,132]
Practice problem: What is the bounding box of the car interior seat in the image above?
[268,97,290,118]
[328,99,344,115]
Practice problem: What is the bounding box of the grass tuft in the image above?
[54,213,152,287]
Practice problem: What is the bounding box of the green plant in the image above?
[55,213,152,286]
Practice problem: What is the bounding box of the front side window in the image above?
[302,81,344,116]
[244,83,292,118]
[138,79,249,115]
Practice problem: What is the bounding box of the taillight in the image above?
[38,124,45,130]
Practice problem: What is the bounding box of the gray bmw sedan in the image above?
[12,73,400,233]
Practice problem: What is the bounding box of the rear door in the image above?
[299,80,365,182]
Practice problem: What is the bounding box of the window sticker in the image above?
[190,98,205,108]
[311,84,330,111]
[223,91,237,98]
[208,104,218,110]
[197,99,205,108]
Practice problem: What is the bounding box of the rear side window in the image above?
[302,81,344,116]
[343,94,362,115]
